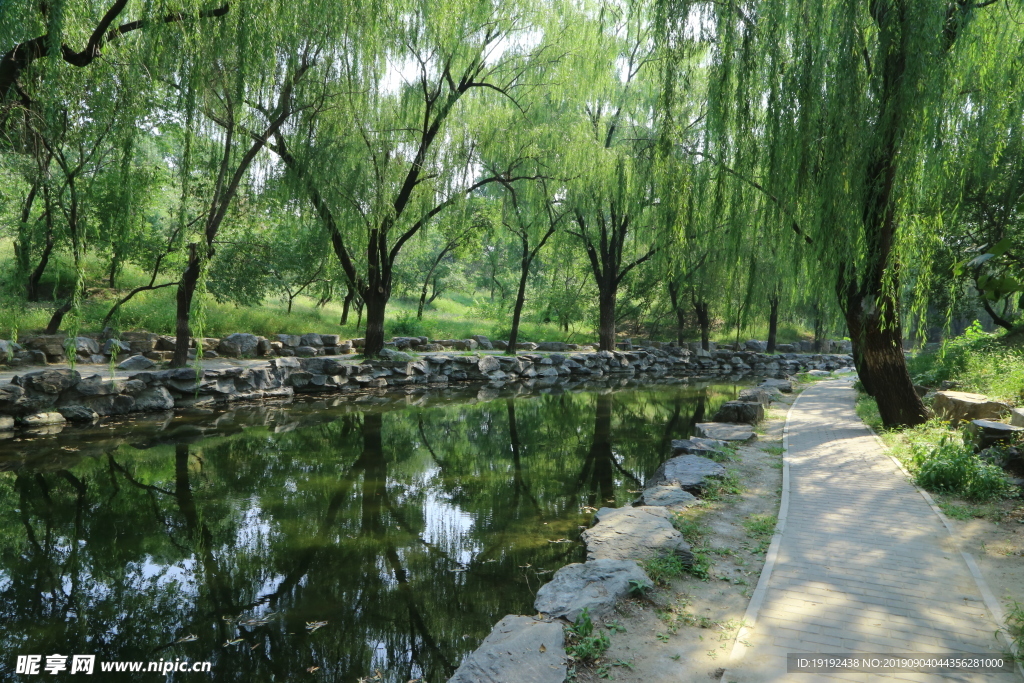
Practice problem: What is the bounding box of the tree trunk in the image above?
[341,285,354,325]
[362,289,387,358]
[171,245,200,368]
[981,298,1014,332]
[597,284,617,351]
[44,300,73,335]
[845,299,926,428]
[813,315,825,353]
[694,300,711,351]
[668,281,686,346]
[108,254,120,289]
[766,296,780,353]
[507,260,530,356]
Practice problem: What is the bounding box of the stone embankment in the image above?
[0,331,853,429]
[447,377,789,682]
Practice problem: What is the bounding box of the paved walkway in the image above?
[726,380,1021,683]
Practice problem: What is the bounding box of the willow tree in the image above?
[670,0,1016,427]
[271,0,554,357]
[559,0,665,351]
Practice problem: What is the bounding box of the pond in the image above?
[0,381,744,682]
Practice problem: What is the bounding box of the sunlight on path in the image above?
[725,380,1022,683]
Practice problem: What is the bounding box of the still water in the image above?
[0,382,742,682]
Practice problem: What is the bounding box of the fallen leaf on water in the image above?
[175,634,198,643]
[223,638,245,646]
[306,666,320,673]
[305,620,328,633]
[539,644,546,653]
[518,563,532,568]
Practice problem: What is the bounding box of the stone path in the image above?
[726,380,1022,683]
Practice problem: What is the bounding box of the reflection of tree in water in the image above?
[0,384,739,682]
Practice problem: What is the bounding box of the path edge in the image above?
[723,382,806,670]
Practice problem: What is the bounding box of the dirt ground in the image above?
[570,395,795,682]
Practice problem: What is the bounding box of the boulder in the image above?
[21,412,67,426]
[471,335,494,350]
[744,339,767,352]
[634,483,699,509]
[582,506,693,563]
[257,338,274,356]
[135,386,175,411]
[536,341,569,352]
[74,337,100,356]
[219,333,260,358]
[933,391,1008,427]
[534,559,651,622]
[101,339,131,356]
[0,415,13,430]
[300,333,324,348]
[649,454,727,492]
[775,344,795,353]
[121,331,159,355]
[23,334,68,358]
[478,355,500,374]
[58,405,98,422]
[448,615,565,683]
[276,334,301,348]
[516,342,539,351]
[454,339,479,351]
[712,400,765,424]
[118,355,156,371]
[0,384,26,411]
[0,339,14,360]
[671,437,727,457]
[805,369,832,378]
[320,334,341,346]
[737,387,773,407]
[760,378,793,393]
[294,346,320,357]
[21,369,81,395]
[967,419,1023,450]
[75,375,125,396]
[1011,408,1024,428]
[695,422,756,442]
[378,347,414,362]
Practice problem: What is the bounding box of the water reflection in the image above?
[0,382,741,681]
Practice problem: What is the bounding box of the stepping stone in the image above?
[967,419,1023,450]
[534,559,650,621]
[582,506,693,563]
[670,437,726,456]
[759,378,793,393]
[695,422,756,442]
[633,483,699,509]
[448,615,565,683]
[649,454,727,492]
[712,400,764,424]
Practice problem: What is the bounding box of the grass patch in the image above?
[908,321,1024,403]
[760,445,784,456]
[743,513,777,538]
[910,437,1012,502]
[702,470,744,500]
[1005,601,1024,662]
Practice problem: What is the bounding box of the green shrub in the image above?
[908,321,1024,402]
[910,437,1012,501]
[565,608,611,662]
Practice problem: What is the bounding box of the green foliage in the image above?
[909,323,1024,402]
[565,608,611,662]
[627,578,652,599]
[1004,601,1024,662]
[910,437,1012,502]
[743,514,777,538]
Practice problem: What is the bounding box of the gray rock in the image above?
[257,338,273,356]
[454,339,479,351]
[0,415,13,430]
[1011,408,1024,428]
[0,384,25,411]
[478,355,501,374]
[967,419,1023,450]
[534,559,650,621]
[760,378,793,393]
[135,386,175,411]
[75,337,100,355]
[712,400,765,424]
[516,342,539,351]
[805,369,832,377]
[448,615,565,683]
[75,375,125,396]
[745,339,767,352]
[219,333,260,358]
[634,483,699,509]
[23,334,68,357]
[58,405,99,422]
[471,335,494,350]
[276,334,301,348]
[102,339,130,356]
[320,334,341,346]
[536,341,569,352]
[695,422,756,442]
[21,369,81,394]
[378,347,413,362]
[300,333,324,348]
[671,437,727,457]
[0,340,13,359]
[649,454,727,492]
[737,387,773,407]
[21,412,67,426]
[118,355,156,371]
[933,391,1008,428]
[294,346,320,357]
[582,506,693,563]
[775,344,795,353]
